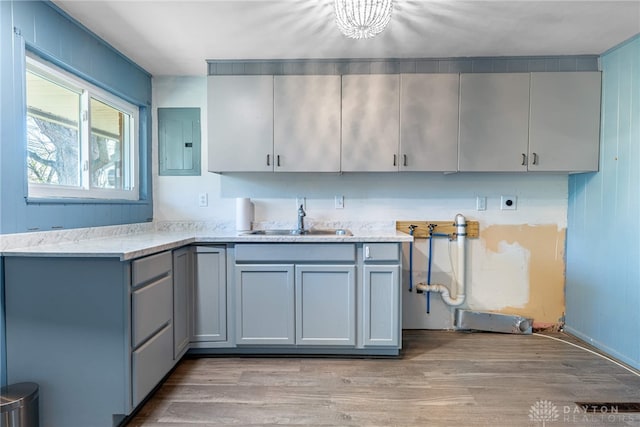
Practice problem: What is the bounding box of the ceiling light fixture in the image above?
[334,0,393,40]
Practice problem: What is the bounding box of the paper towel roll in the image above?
[236,198,254,231]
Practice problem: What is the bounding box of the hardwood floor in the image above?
[127,331,640,426]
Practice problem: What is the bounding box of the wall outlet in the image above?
[501,195,517,210]
[198,192,208,207]
[476,196,486,211]
[335,195,344,209]
[296,196,306,210]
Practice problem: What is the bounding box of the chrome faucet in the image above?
[296,204,306,234]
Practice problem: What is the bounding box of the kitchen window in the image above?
[26,52,139,201]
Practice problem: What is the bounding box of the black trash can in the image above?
[0,382,39,427]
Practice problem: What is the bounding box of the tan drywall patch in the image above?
[481,225,566,324]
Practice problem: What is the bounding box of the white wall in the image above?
[153,76,569,329]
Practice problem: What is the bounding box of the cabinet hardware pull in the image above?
[403,154,408,167]
[277,155,281,167]
[393,154,397,167]
[532,152,538,165]
[521,153,527,166]
[267,154,270,166]
[365,246,370,259]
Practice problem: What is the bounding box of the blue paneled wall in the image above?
[565,35,640,369]
[0,0,153,235]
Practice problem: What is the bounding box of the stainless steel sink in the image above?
[240,228,352,236]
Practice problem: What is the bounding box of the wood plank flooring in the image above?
[127,331,640,426]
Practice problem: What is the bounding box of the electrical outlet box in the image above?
[335,195,344,209]
[476,196,486,211]
[501,195,517,210]
[296,196,306,210]
[198,192,208,207]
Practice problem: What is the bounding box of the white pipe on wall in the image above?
[416,213,466,307]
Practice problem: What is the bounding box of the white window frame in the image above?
[26,52,140,201]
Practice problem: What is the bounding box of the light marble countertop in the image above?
[2,229,412,261]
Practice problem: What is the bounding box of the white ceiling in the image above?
[53,0,640,76]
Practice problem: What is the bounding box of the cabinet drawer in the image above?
[132,323,173,407]
[132,251,172,288]
[363,243,400,262]
[132,274,173,348]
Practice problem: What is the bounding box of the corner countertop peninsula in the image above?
[1,221,412,260]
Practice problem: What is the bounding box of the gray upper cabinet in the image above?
[400,74,459,172]
[207,72,600,174]
[528,72,601,172]
[459,73,531,172]
[342,74,400,172]
[208,75,274,172]
[274,76,341,172]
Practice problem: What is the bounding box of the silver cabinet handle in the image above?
[532,152,538,165]
[521,153,527,166]
[393,154,397,167]
[403,154,408,167]
[267,154,270,166]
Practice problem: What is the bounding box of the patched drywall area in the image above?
[473,224,566,327]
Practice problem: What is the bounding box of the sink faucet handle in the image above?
[297,204,306,233]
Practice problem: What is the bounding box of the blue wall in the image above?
[0,0,153,235]
[565,35,640,369]
[1,0,153,386]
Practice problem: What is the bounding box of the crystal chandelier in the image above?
[334,0,394,39]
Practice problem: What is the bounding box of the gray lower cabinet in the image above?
[363,265,400,347]
[5,257,132,427]
[235,264,357,347]
[235,264,295,345]
[131,251,175,407]
[4,250,180,427]
[192,246,228,344]
[362,243,401,347]
[173,246,192,359]
[234,243,359,348]
[295,265,356,346]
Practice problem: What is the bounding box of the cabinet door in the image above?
[459,73,530,172]
[400,74,459,172]
[172,247,192,359]
[342,74,400,171]
[207,75,273,172]
[192,247,227,343]
[529,72,601,172]
[363,265,400,347]
[235,264,295,345]
[274,76,341,172]
[295,265,356,346]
